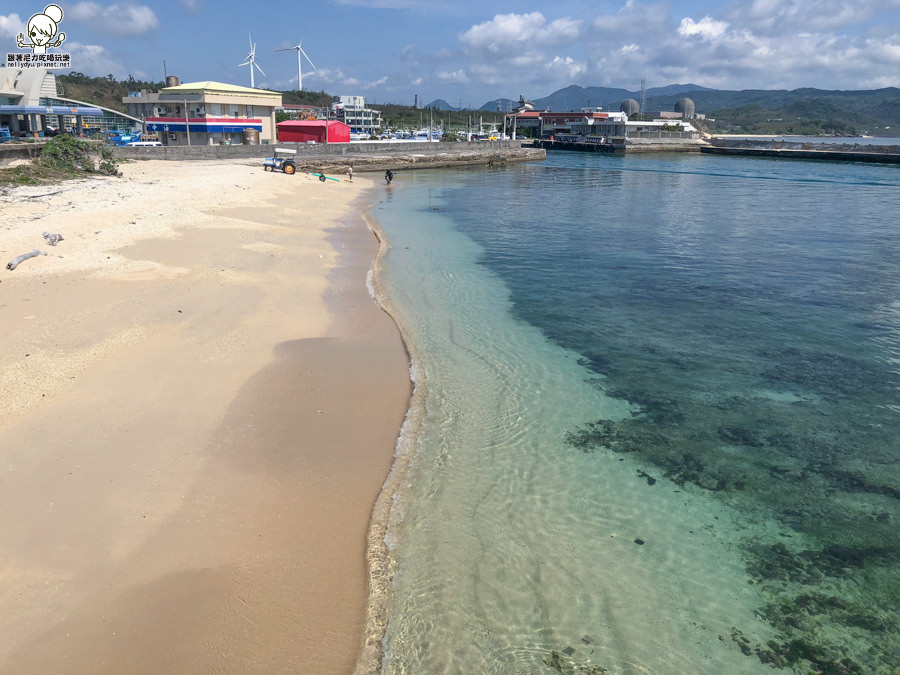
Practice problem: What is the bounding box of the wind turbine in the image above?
[239,33,265,88]
[275,39,316,91]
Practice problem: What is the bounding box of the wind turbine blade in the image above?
[299,46,316,70]
[238,60,250,67]
[255,63,266,76]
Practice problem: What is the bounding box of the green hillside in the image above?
[649,87,900,136]
[57,73,163,111]
[55,73,331,111]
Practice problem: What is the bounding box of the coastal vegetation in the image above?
[279,89,332,107]
[0,134,120,186]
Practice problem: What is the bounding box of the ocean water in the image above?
[368,151,900,674]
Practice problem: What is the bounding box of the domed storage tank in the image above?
[242,128,260,145]
[165,75,180,88]
[674,97,695,118]
[620,98,640,116]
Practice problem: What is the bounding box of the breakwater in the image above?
[533,135,705,154]
[703,138,900,164]
[110,140,545,171]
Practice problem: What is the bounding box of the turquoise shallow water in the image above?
[370,152,900,674]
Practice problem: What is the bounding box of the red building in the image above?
[276,120,350,144]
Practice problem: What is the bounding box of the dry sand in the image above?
[0,160,410,673]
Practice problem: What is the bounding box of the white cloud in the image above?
[0,13,26,38]
[724,0,881,34]
[467,62,503,86]
[678,16,729,40]
[437,69,469,83]
[460,12,582,54]
[305,67,341,85]
[68,2,159,36]
[299,67,385,91]
[180,0,202,13]
[545,55,587,80]
[591,1,671,38]
[864,36,900,65]
[445,11,593,97]
[64,42,130,78]
[571,0,900,92]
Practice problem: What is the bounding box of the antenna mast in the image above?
[640,78,647,117]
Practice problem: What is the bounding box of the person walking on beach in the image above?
[385,169,393,185]
[348,164,353,182]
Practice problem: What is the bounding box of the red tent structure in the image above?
[276,120,350,144]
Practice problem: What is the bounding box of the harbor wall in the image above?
[0,140,50,166]
[624,137,706,153]
[533,137,704,153]
[702,139,900,164]
[110,140,540,163]
[1,139,545,171]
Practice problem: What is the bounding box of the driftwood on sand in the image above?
[6,249,47,271]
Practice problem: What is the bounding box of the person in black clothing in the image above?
[385,169,393,184]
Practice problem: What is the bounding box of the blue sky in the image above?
[3,0,900,106]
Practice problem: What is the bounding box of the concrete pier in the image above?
[701,145,900,164]
[533,136,705,154]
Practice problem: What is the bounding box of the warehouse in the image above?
[276,120,350,144]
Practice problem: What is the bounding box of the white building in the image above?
[568,114,698,142]
[330,95,382,136]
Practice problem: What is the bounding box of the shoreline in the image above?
[0,160,410,673]
[353,204,428,675]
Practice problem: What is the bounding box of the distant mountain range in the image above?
[426,84,900,136]
[426,84,713,112]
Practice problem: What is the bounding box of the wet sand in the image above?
[0,160,410,673]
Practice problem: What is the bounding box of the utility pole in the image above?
[184,99,191,146]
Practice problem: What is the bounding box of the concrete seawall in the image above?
[701,146,900,164]
[110,141,545,172]
[0,141,48,166]
[533,137,706,154]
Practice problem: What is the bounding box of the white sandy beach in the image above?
[0,159,410,673]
